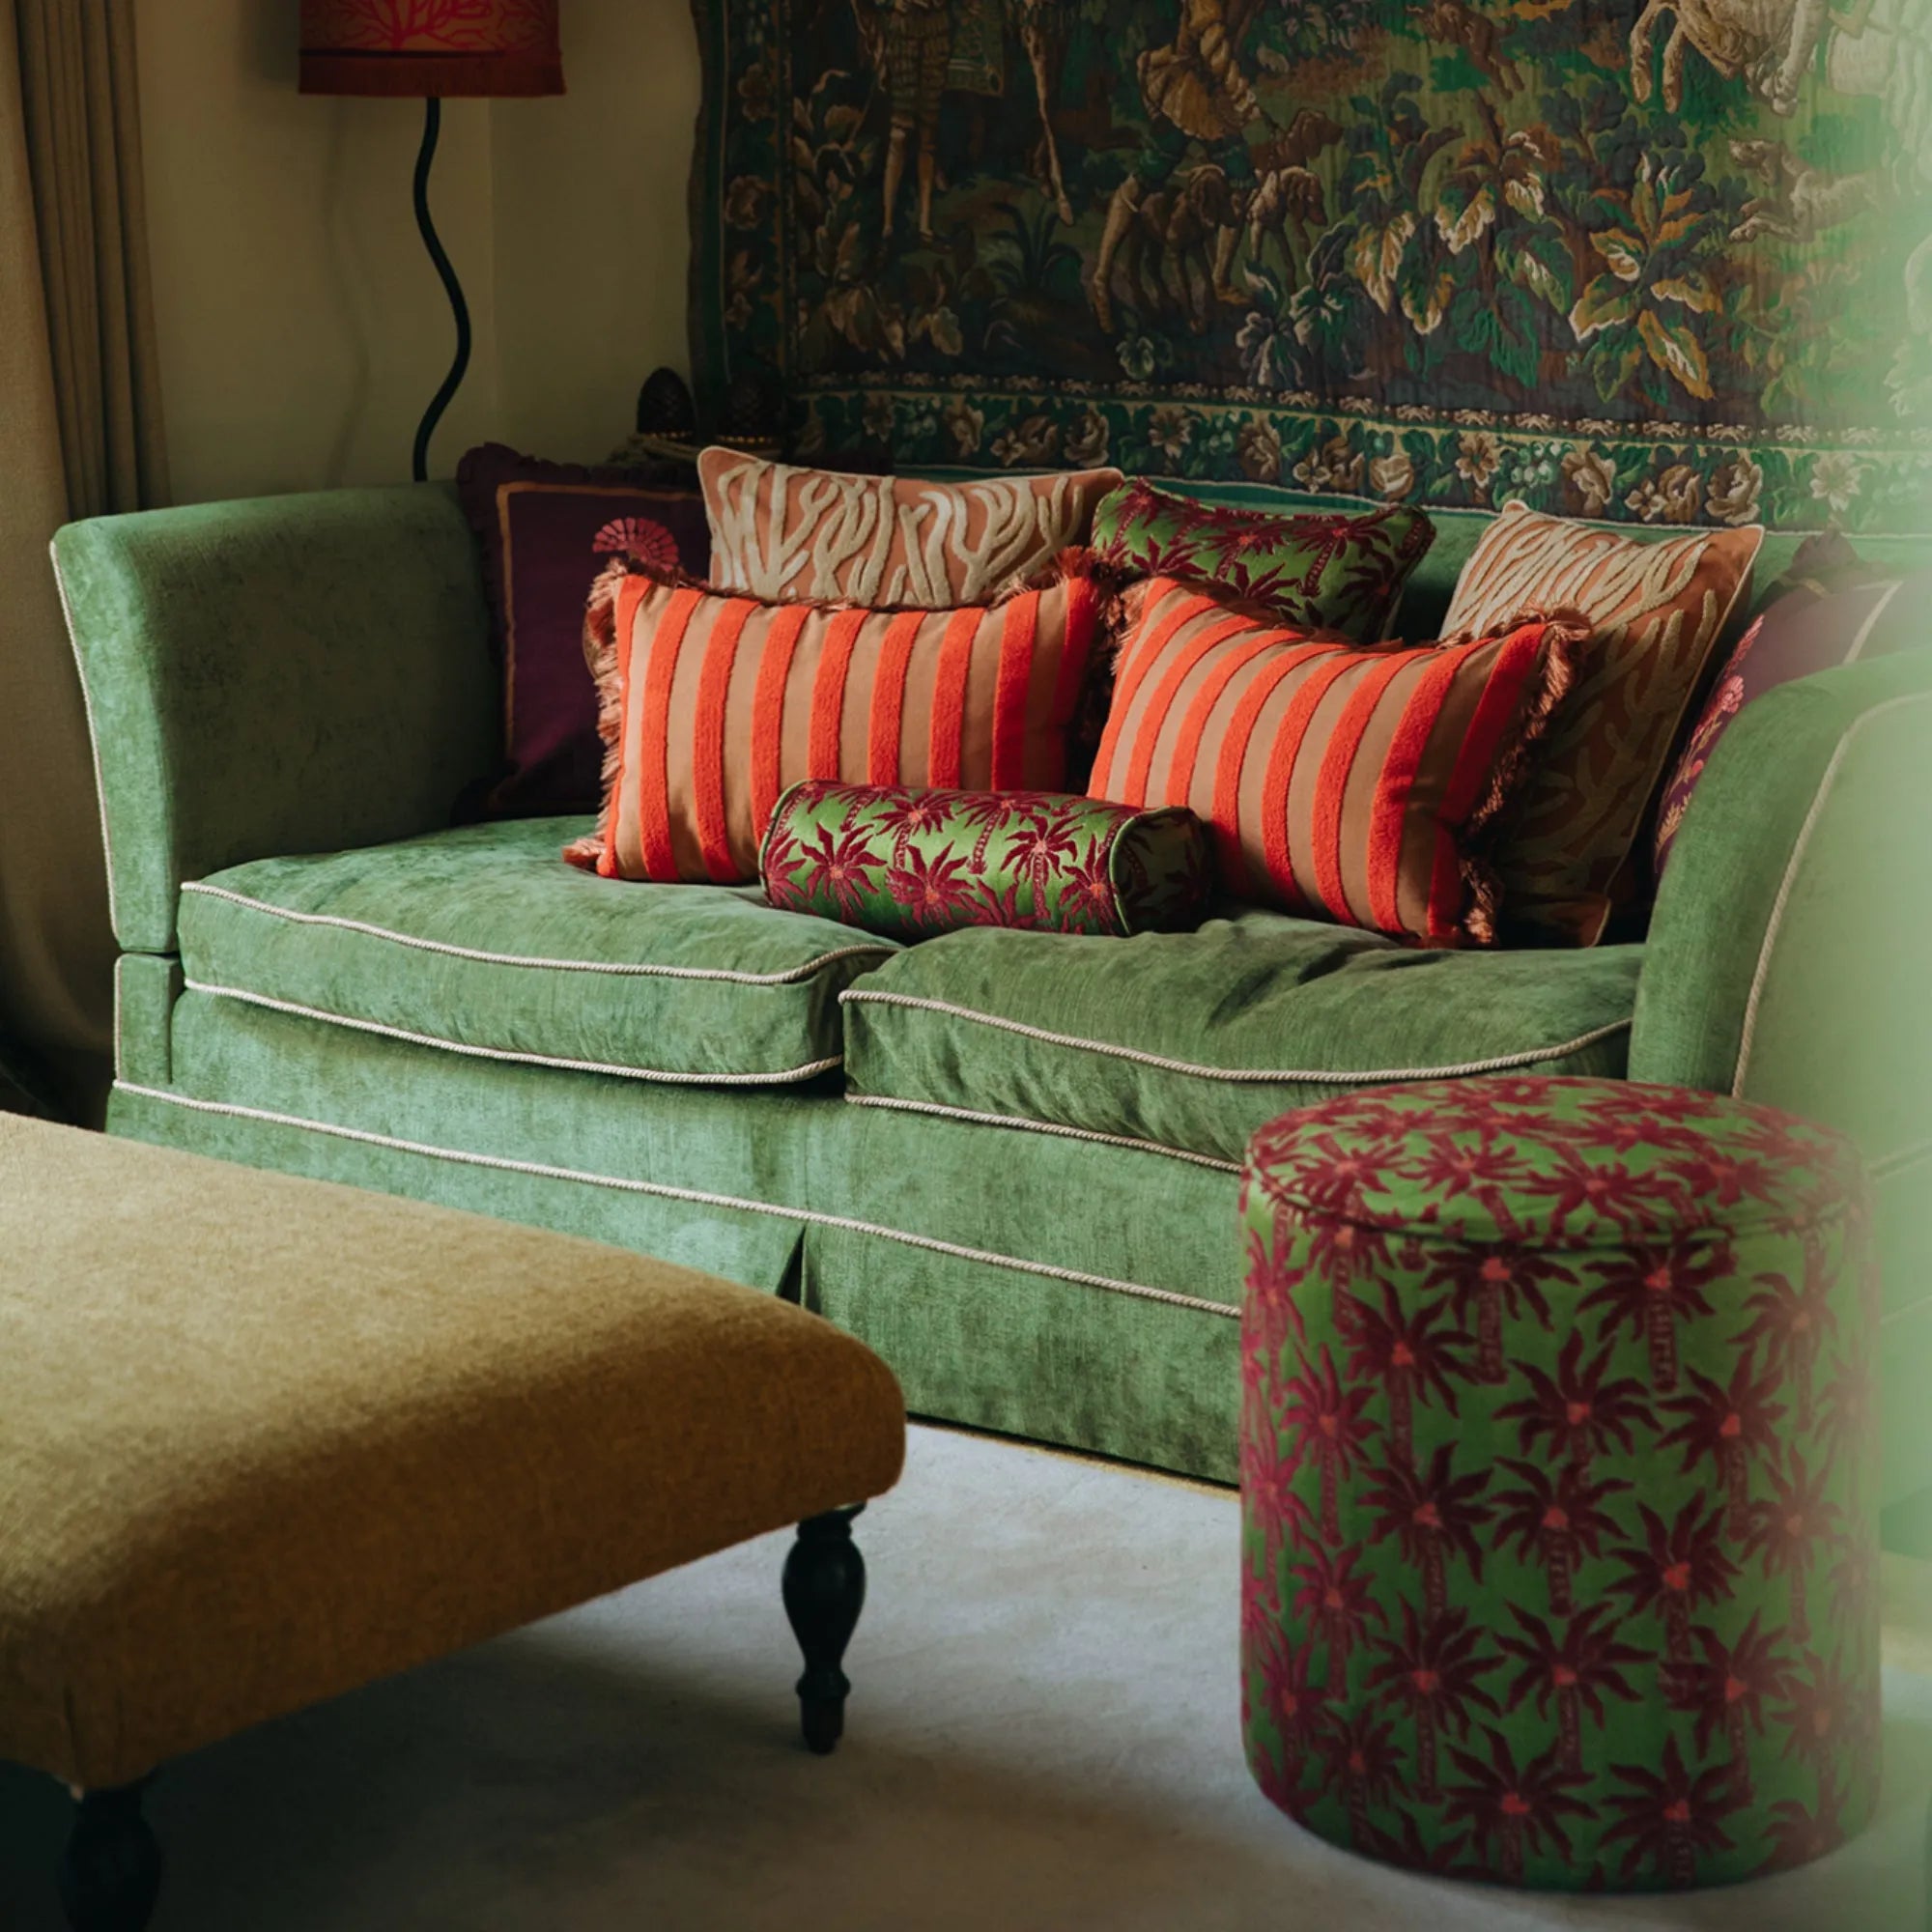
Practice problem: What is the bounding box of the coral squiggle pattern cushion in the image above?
[569,565,1104,883]
[1087,578,1579,948]
[700,447,1122,607]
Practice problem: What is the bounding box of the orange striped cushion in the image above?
[569,565,1103,883]
[1087,580,1579,948]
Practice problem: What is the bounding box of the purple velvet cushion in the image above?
[1652,538,1924,871]
[457,442,710,818]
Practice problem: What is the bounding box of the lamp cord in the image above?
[411,98,471,483]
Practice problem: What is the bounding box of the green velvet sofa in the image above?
[52,484,1932,1530]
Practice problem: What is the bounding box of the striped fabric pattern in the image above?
[1088,579,1577,947]
[572,567,1102,883]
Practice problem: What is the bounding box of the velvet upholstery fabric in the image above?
[1632,647,1932,1503]
[115,996,1250,1483]
[840,913,1640,1165]
[54,486,499,954]
[181,816,895,1084]
[1653,562,1929,873]
[0,1114,904,1792]
[64,482,1932,1522]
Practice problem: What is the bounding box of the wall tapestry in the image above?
[691,1,1932,533]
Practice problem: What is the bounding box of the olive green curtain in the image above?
[0,0,167,1121]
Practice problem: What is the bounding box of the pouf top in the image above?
[1244,1077,1862,1252]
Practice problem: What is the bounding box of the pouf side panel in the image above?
[1238,1087,1881,1892]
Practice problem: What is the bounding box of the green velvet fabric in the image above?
[182,817,898,1082]
[1632,651,1932,1489]
[114,952,181,1090]
[134,991,821,1292]
[800,1224,1239,1480]
[118,991,1248,1482]
[1630,651,1932,1109]
[842,912,1640,1164]
[55,486,499,954]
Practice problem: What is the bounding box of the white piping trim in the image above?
[1884,1290,1932,1329]
[110,1083,1238,1321]
[183,980,842,1087]
[844,1092,1242,1173]
[51,536,124,941]
[1732,691,1932,1096]
[1843,578,1906,666]
[181,881,895,984]
[840,990,1632,1086]
[1871,1140,1932,1184]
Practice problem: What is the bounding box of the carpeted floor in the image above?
[2,1424,1927,1930]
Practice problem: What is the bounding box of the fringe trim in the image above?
[560,549,1126,873]
[589,548,1108,620]
[560,558,633,873]
[1457,611,1591,949]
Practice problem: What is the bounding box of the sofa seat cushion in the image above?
[179,817,898,1085]
[839,913,1642,1166]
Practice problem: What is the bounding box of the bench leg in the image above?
[781,1506,867,1755]
[58,1783,160,1932]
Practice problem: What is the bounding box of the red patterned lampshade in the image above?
[299,0,564,99]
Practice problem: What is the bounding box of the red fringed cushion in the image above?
[569,564,1104,884]
[1087,579,1581,948]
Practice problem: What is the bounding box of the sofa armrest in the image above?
[1634,650,1932,1517]
[55,485,498,954]
[1629,647,1932,1107]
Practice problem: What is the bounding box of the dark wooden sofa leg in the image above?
[58,1783,161,1932]
[781,1506,867,1754]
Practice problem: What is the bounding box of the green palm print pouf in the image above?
[1238,1077,1880,1890]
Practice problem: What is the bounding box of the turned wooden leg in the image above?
[58,1783,161,1932]
[781,1505,867,1754]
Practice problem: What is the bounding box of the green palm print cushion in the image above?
[760,781,1209,940]
[1090,480,1435,640]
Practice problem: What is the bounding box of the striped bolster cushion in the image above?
[1087,579,1580,948]
[567,563,1103,883]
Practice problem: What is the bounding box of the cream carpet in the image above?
[1,1423,1927,1930]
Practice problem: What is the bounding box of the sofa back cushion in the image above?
[570,564,1105,884]
[700,448,1120,606]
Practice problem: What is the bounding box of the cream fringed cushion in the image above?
[699,447,1121,607]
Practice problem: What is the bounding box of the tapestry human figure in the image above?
[1090,0,1268,332]
[862,0,953,243]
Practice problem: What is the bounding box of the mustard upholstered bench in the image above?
[0,1117,906,1932]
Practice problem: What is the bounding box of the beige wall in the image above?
[135,0,698,504]
[493,0,700,464]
